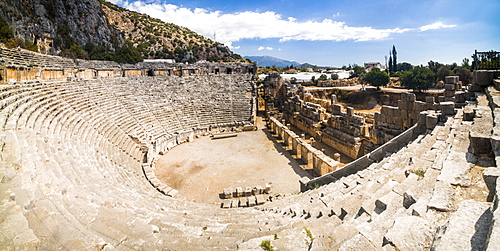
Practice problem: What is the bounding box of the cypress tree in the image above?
[392,45,397,72]
[389,53,393,73]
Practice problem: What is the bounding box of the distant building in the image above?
[285,69,298,74]
[144,59,176,63]
[364,62,383,70]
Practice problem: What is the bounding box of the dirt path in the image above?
[155,117,311,205]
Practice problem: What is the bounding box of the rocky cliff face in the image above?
[0,0,242,62]
[100,1,241,63]
[0,0,123,54]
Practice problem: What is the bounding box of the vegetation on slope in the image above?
[99,0,244,63]
[0,0,244,64]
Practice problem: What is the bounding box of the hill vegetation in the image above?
[0,0,244,63]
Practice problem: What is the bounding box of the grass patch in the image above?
[409,168,425,179]
[260,240,274,251]
[308,183,322,190]
[304,227,315,242]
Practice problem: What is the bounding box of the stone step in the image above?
[431,200,492,251]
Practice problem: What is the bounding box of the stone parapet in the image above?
[268,117,341,176]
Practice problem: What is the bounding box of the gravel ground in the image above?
[155,117,311,205]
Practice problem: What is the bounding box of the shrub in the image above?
[400,67,436,92]
[260,240,274,251]
[363,68,390,89]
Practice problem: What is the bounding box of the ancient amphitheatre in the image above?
[0,45,500,251]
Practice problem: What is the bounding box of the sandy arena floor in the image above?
[155,117,312,205]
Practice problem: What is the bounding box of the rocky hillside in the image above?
[0,0,242,63]
[100,1,242,63]
[0,0,123,54]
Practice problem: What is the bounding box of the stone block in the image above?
[244,187,252,197]
[332,104,342,115]
[409,93,416,102]
[444,90,455,97]
[384,216,433,251]
[235,187,243,197]
[425,96,435,103]
[463,107,475,121]
[431,200,491,251]
[248,196,256,207]
[221,199,231,208]
[231,199,239,208]
[331,94,337,104]
[483,167,500,201]
[455,91,466,103]
[426,114,438,129]
[469,84,482,92]
[400,110,408,119]
[239,197,249,207]
[445,83,456,91]
[265,183,272,194]
[255,194,266,205]
[428,181,454,212]
[439,102,455,115]
[223,188,233,199]
[347,106,354,116]
[445,76,459,84]
[374,112,381,123]
[398,100,408,110]
[474,70,494,86]
[438,96,445,103]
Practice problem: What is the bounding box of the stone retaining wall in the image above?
[268,117,341,176]
[0,46,256,83]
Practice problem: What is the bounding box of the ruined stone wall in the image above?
[0,47,257,83]
[268,117,340,176]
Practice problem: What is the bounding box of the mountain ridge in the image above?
[245,55,301,67]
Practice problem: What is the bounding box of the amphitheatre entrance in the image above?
[155,116,312,204]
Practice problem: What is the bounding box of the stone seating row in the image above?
[0,47,76,68]
[0,74,283,249]
[257,109,494,250]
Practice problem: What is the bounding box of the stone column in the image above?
[301,145,314,169]
[292,137,301,158]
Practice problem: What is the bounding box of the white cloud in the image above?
[419,21,456,32]
[116,1,444,45]
[258,46,274,51]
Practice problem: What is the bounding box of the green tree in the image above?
[318,74,328,81]
[397,62,413,72]
[0,16,14,42]
[401,67,436,92]
[389,53,393,74]
[331,73,339,80]
[427,60,444,74]
[462,58,470,68]
[350,65,366,78]
[392,45,397,71]
[454,67,473,85]
[437,65,455,82]
[290,77,297,84]
[60,44,89,59]
[113,44,143,63]
[363,68,390,89]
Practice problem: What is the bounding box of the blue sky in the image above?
[108,0,499,67]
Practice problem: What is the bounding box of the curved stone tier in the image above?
[1,48,498,250]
